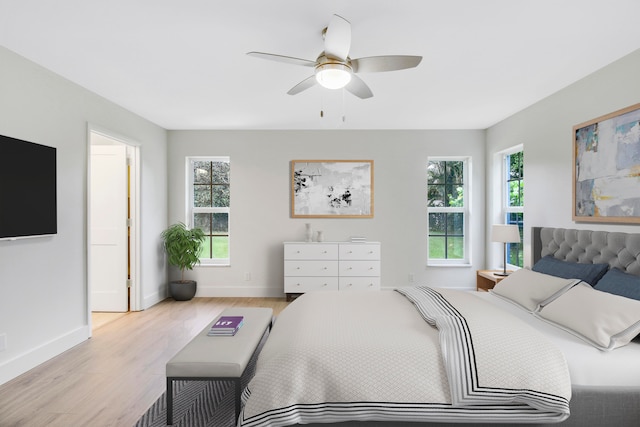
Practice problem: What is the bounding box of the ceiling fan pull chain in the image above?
[342,88,346,122]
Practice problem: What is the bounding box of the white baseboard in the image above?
[195,286,284,298]
[0,325,89,387]
[142,288,168,310]
[196,286,475,298]
[384,285,474,291]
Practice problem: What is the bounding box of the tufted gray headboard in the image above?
[532,227,640,276]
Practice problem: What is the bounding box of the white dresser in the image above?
[284,242,381,301]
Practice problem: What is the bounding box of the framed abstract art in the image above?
[573,103,640,223]
[291,160,374,218]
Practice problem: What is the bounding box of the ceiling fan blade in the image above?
[323,14,351,60]
[345,74,373,99]
[287,75,317,95]
[351,55,422,73]
[247,52,315,67]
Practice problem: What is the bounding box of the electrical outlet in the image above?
[0,333,6,352]
[408,273,414,283]
[244,272,251,281]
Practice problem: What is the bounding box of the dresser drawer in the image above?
[339,244,380,260]
[285,277,339,293]
[339,260,380,277]
[284,243,338,260]
[339,277,381,291]
[284,241,381,300]
[284,260,338,277]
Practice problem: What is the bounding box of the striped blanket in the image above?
[239,288,571,426]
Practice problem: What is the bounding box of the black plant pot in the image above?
[169,280,197,301]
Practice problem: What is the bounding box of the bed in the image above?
[239,227,640,426]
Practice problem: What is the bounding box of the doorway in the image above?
[87,127,141,331]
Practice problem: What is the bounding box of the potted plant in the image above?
[161,222,206,301]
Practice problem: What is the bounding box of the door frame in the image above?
[87,124,142,332]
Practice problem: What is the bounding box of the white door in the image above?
[90,144,128,312]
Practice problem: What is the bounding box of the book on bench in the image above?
[208,316,244,336]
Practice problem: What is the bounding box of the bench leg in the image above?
[167,377,174,425]
[234,378,242,421]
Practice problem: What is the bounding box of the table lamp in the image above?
[491,224,520,276]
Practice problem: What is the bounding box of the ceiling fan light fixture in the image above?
[315,62,352,89]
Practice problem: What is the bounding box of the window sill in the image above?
[197,262,230,267]
[427,262,472,268]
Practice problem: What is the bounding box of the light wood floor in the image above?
[92,311,129,330]
[0,297,289,427]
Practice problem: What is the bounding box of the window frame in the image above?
[502,146,523,269]
[186,156,230,266]
[427,156,471,266]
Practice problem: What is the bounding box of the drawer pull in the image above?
[348,250,353,253]
[347,267,353,270]
[296,250,301,253]
[347,283,353,287]
[322,283,327,287]
[296,283,301,286]
[369,267,374,270]
[323,267,328,270]
[323,250,328,253]
[296,267,301,270]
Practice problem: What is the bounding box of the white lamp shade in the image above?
[491,224,520,243]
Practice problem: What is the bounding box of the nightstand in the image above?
[476,270,510,292]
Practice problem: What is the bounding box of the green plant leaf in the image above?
[161,222,206,282]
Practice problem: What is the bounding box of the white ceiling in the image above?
[1,0,640,130]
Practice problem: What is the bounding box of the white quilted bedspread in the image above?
[239,288,571,426]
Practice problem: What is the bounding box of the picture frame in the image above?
[291,160,374,218]
[573,103,640,223]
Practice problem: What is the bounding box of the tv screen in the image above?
[0,134,57,240]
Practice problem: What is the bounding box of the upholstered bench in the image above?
[166,307,273,425]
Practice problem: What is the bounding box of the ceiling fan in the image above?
[247,14,422,99]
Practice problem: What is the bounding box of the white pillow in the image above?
[490,268,580,312]
[535,282,640,351]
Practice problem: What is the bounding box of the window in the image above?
[504,149,523,267]
[187,157,230,265]
[427,158,469,265]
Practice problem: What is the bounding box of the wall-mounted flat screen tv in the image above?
[0,134,57,240]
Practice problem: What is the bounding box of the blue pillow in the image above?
[594,268,640,301]
[531,256,609,286]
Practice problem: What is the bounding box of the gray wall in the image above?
[0,46,168,385]
[486,48,640,268]
[167,130,486,297]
